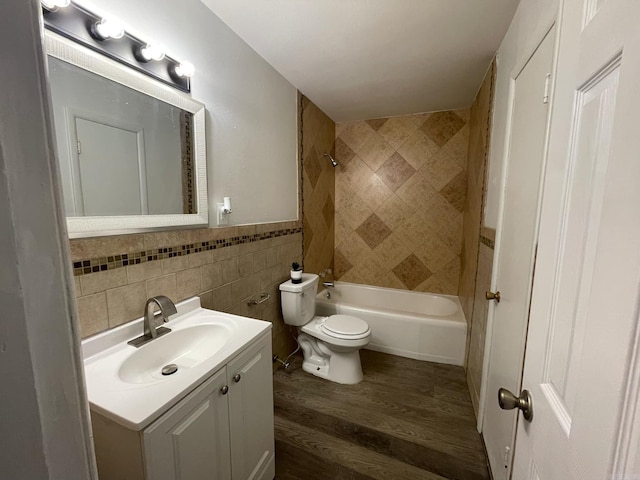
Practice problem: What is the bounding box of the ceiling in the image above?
[201,0,520,122]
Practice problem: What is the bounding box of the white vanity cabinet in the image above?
[91,332,275,480]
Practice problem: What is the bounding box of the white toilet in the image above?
[279,273,371,384]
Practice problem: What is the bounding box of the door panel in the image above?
[513,0,640,477]
[482,27,556,479]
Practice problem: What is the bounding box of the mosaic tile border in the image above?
[72,227,302,277]
[479,234,495,250]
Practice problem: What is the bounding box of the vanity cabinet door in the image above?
[143,368,231,480]
[227,335,275,480]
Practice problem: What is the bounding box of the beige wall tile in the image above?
[106,282,147,328]
[221,257,239,284]
[69,234,145,262]
[176,268,202,301]
[80,268,127,295]
[77,293,108,338]
[238,254,254,278]
[161,255,189,274]
[146,274,177,302]
[188,250,213,268]
[211,283,233,311]
[126,261,162,284]
[201,262,223,290]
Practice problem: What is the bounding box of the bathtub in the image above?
[316,282,467,366]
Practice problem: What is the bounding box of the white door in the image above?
[227,335,275,480]
[143,368,232,480]
[75,117,147,216]
[512,0,640,477]
[482,27,556,479]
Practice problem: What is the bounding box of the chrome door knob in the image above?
[486,290,501,302]
[233,374,241,383]
[220,385,229,395]
[498,388,533,421]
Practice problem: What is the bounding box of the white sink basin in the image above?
[118,323,232,384]
[82,297,271,430]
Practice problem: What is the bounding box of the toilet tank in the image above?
[279,273,319,326]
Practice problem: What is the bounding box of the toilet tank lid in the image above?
[279,273,319,292]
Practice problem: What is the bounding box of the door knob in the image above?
[498,388,533,421]
[486,290,501,302]
[220,385,229,395]
[233,374,241,383]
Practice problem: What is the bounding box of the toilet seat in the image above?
[321,315,370,340]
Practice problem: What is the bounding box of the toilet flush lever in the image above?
[486,290,501,303]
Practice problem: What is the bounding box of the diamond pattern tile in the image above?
[440,171,467,212]
[377,116,420,149]
[303,147,322,189]
[355,214,392,249]
[322,196,334,229]
[377,153,416,192]
[392,254,432,290]
[421,111,466,147]
[366,118,389,131]
[358,133,395,172]
[335,109,469,294]
[335,137,357,165]
[334,248,353,278]
[356,175,394,211]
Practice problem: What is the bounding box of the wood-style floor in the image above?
[273,350,490,480]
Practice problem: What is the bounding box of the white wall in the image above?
[81,0,299,226]
[48,57,184,216]
[483,0,559,229]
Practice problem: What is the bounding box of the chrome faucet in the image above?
[128,295,177,347]
[144,296,177,338]
[323,281,334,299]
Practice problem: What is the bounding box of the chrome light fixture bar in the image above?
[41,1,192,93]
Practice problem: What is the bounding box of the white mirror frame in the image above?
[45,31,208,238]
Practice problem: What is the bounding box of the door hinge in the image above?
[77,140,82,154]
[543,73,551,104]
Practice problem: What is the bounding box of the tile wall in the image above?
[71,223,302,361]
[459,61,496,324]
[300,95,336,278]
[334,110,470,293]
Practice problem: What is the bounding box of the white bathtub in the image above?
[315,282,467,366]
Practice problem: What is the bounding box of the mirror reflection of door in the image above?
[74,117,148,216]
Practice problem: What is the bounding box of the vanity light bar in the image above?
[41,1,192,93]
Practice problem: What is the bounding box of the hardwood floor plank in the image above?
[275,416,449,480]
[276,440,375,480]
[275,378,486,456]
[275,397,489,480]
[273,350,490,480]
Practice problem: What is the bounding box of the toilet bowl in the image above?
[279,274,371,384]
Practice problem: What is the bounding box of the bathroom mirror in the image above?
[45,32,208,238]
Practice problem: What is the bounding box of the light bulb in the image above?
[174,61,195,78]
[139,44,165,62]
[92,17,125,40]
[41,0,71,11]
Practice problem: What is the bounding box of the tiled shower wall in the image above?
[300,95,336,277]
[71,223,302,360]
[460,61,497,414]
[334,110,469,293]
[459,61,496,323]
